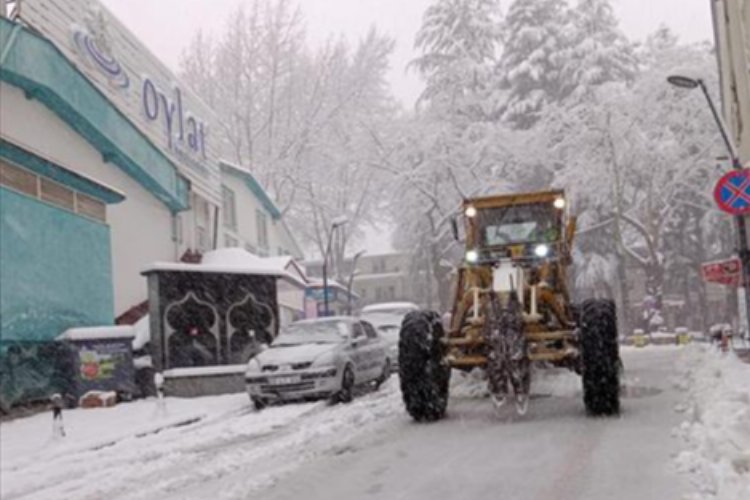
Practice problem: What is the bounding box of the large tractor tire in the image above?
[580,299,620,416]
[399,311,451,422]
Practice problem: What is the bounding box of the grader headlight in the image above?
[553,197,566,210]
[465,205,477,218]
[466,249,479,263]
[534,243,550,258]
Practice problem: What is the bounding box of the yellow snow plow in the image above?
[398,190,621,420]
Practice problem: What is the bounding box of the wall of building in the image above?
[0,83,175,315]
[0,187,114,341]
[220,172,302,259]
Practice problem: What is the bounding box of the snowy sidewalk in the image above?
[1,393,247,472]
[673,345,750,500]
[0,380,404,500]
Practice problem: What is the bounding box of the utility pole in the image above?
[322,217,348,317]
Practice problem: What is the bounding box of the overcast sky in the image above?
[101,0,714,108]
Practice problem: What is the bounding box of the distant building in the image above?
[219,161,303,260]
[305,252,434,310]
[304,279,359,318]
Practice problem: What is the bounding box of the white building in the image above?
[219,161,303,260]
[1,0,304,331]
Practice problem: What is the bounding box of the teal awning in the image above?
[0,19,188,212]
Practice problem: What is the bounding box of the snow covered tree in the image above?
[411,0,503,122]
[558,0,638,99]
[498,0,572,128]
[180,1,398,264]
[544,30,729,332]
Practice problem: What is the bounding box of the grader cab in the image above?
[398,190,620,421]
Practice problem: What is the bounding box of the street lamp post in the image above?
[668,75,750,336]
[346,250,366,315]
[322,216,348,317]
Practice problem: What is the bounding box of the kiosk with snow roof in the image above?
[142,249,304,397]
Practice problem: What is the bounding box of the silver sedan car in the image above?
[361,302,419,370]
[245,317,391,409]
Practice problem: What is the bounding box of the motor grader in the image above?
[398,189,620,421]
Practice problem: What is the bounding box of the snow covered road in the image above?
[3,346,744,499]
[258,346,691,500]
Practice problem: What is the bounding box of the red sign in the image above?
[701,257,743,287]
[714,169,750,215]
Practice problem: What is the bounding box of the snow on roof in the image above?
[265,256,309,285]
[143,261,283,277]
[306,278,347,290]
[143,248,284,276]
[58,325,135,341]
[143,249,311,290]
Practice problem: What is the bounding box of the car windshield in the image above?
[478,203,560,247]
[371,307,413,316]
[375,324,400,342]
[362,311,407,324]
[272,320,349,346]
[363,312,406,339]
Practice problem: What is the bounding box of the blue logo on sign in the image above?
[71,27,130,89]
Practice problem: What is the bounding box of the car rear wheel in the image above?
[375,359,391,390]
[331,365,355,404]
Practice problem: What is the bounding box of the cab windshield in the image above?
[477,203,560,247]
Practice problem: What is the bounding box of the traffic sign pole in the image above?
[698,77,750,339]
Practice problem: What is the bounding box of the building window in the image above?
[194,195,212,251]
[40,178,75,211]
[0,159,37,196]
[373,258,387,274]
[222,186,237,230]
[0,159,108,223]
[75,192,106,222]
[225,234,238,248]
[256,209,269,249]
[172,215,183,243]
[196,227,209,252]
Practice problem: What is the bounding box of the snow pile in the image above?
[450,368,490,398]
[449,366,580,399]
[132,314,150,350]
[1,381,404,500]
[672,344,750,500]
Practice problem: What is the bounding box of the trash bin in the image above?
[57,326,136,404]
[633,329,647,348]
[675,327,691,346]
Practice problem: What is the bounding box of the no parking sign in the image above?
[714,169,750,215]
